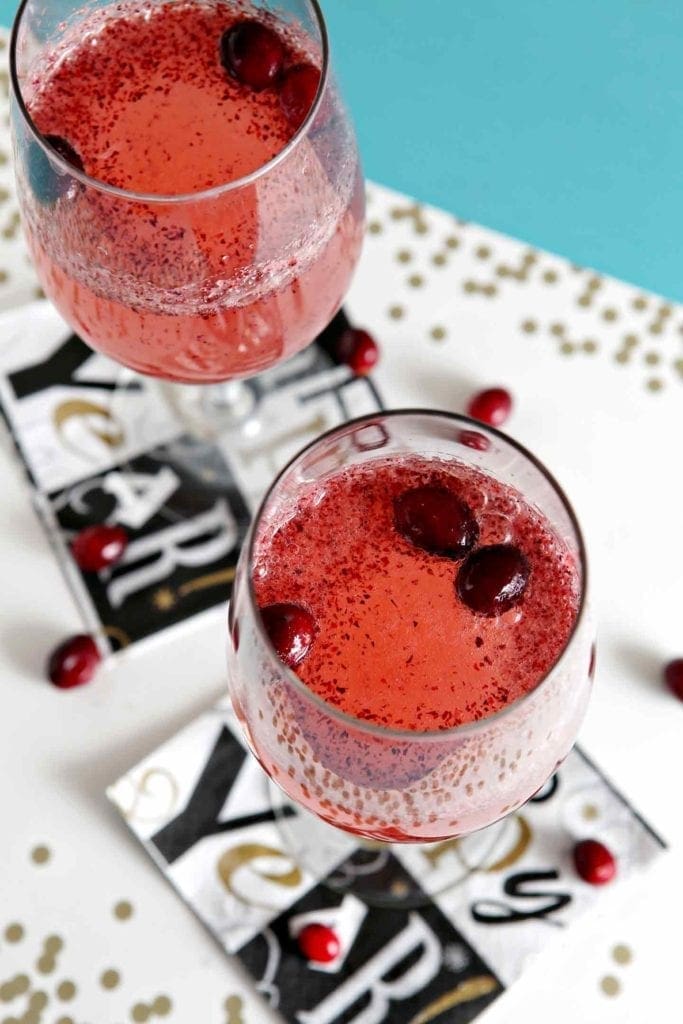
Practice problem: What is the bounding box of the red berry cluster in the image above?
[220,19,320,130]
[394,485,530,617]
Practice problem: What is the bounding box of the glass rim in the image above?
[244,407,590,742]
[9,0,330,204]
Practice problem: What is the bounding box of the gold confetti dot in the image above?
[577,295,590,307]
[0,982,14,1002]
[390,880,410,897]
[475,245,490,259]
[0,269,7,282]
[55,1017,74,1024]
[521,319,537,333]
[29,991,47,1010]
[44,936,63,954]
[389,207,404,220]
[660,304,672,317]
[600,975,621,997]
[388,305,404,320]
[496,265,510,277]
[396,249,412,263]
[644,351,660,365]
[523,250,538,265]
[463,280,476,293]
[560,342,575,355]
[430,326,446,341]
[587,275,602,290]
[649,322,663,335]
[582,340,598,354]
[646,377,663,392]
[602,307,618,321]
[225,995,244,1024]
[612,943,633,965]
[4,924,23,943]
[100,969,121,990]
[431,253,446,266]
[14,978,30,997]
[131,1003,150,1022]
[57,981,76,1001]
[31,845,50,865]
[615,351,630,364]
[37,957,55,974]
[482,284,496,297]
[114,901,133,921]
[623,333,639,347]
[445,235,459,249]
[632,296,647,310]
[415,221,428,235]
[152,995,172,1015]
[543,270,558,283]
[582,803,599,819]
[0,153,8,166]
[367,221,382,235]
[550,322,565,336]
[407,273,424,288]
[673,358,683,376]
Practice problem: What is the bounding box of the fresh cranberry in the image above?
[220,20,285,90]
[467,387,513,427]
[71,524,128,572]
[394,486,479,560]
[458,429,490,452]
[47,634,102,689]
[45,135,84,173]
[664,658,683,700]
[336,328,379,376]
[573,838,617,885]
[261,603,315,668]
[27,135,84,206]
[456,544,530,615]
[280,63,321,130]
[297,923,340,963]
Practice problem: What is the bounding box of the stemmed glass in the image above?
[227,410,594,905]
[9,0,364,435]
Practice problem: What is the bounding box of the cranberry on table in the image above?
[280,63,321,130]
[297,923,340,963]
[394,486,478,560]
[71,524,128,572]
[572,838,617,885]
[47,634,102,689]
[467,387,512,427]
[456,543,530,616]
[335,328,379,376]
[261,603,315,668]
[664,658,683,700]
[220,20,285,90]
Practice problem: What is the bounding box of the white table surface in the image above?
[0,40,679,1024]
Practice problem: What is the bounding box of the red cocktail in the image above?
[227,412,593,868]
[11,0,363,383]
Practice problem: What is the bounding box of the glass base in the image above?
[268,778,514,909]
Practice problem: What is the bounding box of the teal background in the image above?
[3,0,682,299]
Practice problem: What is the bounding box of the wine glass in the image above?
[227,410,594,905]
[9,0,364,434]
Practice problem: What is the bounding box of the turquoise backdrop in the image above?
[3,0,682,299]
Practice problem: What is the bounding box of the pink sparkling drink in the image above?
[227,412,593,843]
[11,0,363,382]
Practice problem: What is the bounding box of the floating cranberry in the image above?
[467,387,512,427]
[458,429,490,452]
[280,63,321,130]
[394,486,479,560]
[573,838,617,885]
[261,603,315,668]
[457,543,530,616]
[27,134,84,206]
[71,524,128,572]
[336,328,379,376]
[47,634,102,689]
[664,658,683,700]
[297,923,340,963]
[220,20,285,90]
